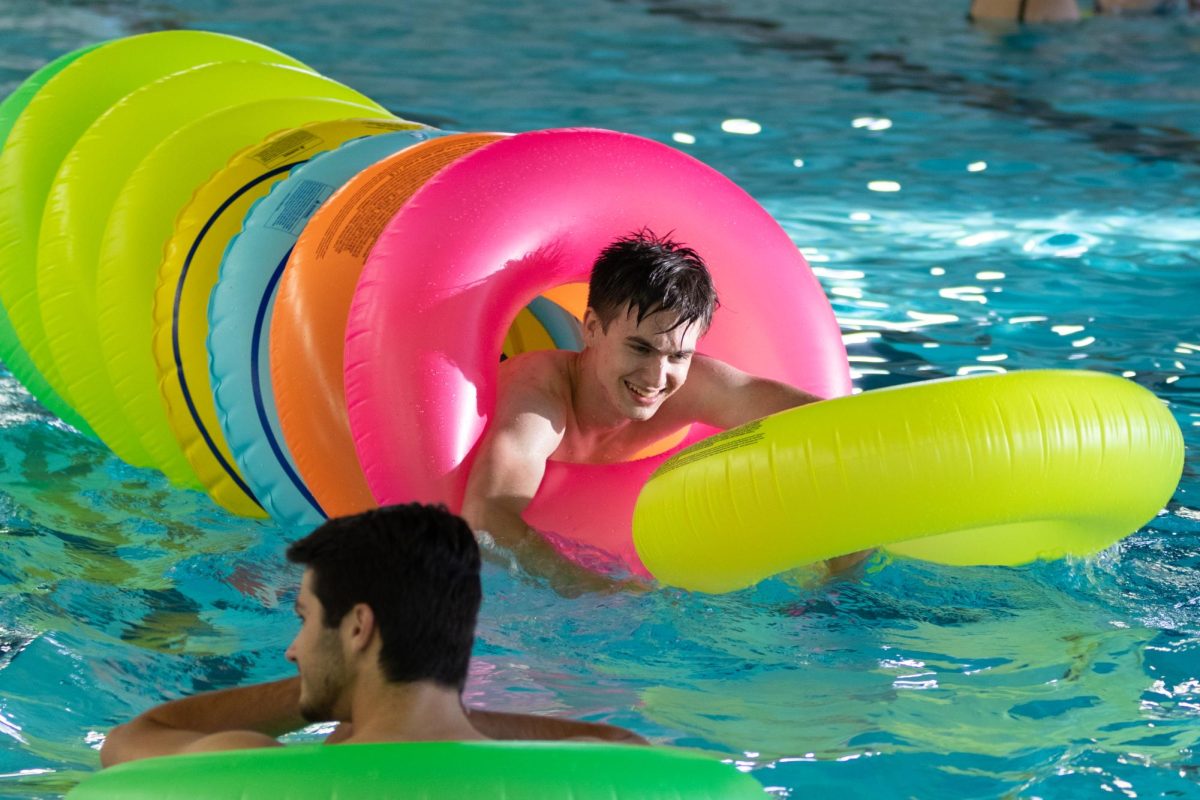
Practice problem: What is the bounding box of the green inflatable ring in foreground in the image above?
[66,742,766,799]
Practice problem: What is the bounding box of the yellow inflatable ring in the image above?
[152,117,416,519]
[633,370,1184,593]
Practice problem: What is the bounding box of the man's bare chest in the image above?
[551,413,692,464]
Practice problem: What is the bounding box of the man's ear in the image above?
[582,308,602,343]
[343,603,376,653]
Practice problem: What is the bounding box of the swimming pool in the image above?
[0,0,1197,796]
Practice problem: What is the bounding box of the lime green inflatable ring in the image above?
[35,60,385,469]
[0,45,99,143]
[633,370,1184,593]
[95,102,401,490]
[0,42,99,422]
[65,742,767,799]
[0,30,310,433]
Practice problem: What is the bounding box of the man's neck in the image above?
[344,677,485,743]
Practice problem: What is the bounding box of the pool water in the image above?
[1,0,1198,797]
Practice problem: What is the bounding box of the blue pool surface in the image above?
[0,0,1198,797]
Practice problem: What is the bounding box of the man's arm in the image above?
[680,355,824,430]
[466,708,649,745]
[461,368,629,591]
[100,677,305,767]
[461,375,567,576]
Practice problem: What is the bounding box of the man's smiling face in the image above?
[583,305,701,422]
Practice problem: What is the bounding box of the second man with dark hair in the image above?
[100,503,644,767]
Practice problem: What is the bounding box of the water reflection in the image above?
[722,118,762,134]
[1024,230,1100,257]
[636,0,1200,166]
[852,117,892,131]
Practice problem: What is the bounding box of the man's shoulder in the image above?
[656,354,750,427]
[689,352,736,372]
[677,353,743,390]
[499,351,574,392]
[495,350,575,416]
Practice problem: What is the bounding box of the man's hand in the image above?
[475,527,649,597]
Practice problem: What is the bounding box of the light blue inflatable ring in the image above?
[527,295,584,351]
[211,130,586,526]
[210,129,441,526]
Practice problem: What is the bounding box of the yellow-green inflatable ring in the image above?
[0,42,99,429]
[96,101,399,490]
[0,30,309,433]
[36,60,385,470]
[633,370,1184,593]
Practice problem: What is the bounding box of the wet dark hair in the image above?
[588,229,719,333]
[286,503,481,691]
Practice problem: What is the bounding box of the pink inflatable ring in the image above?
[344,128,850,576]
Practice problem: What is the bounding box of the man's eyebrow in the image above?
[625,335,694,356]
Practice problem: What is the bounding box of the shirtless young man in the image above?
[100,503,643,767]
[463,231,864,582]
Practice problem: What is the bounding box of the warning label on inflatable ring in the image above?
[317,134,500,260]
[649,419,765,479]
